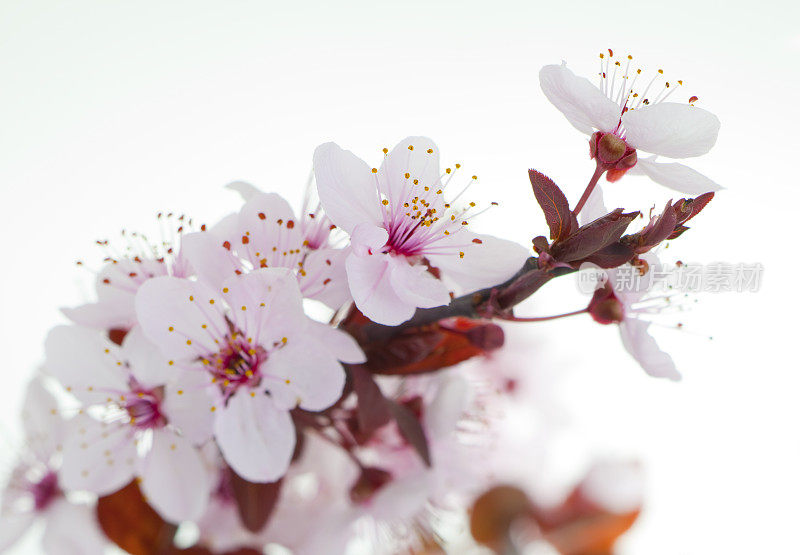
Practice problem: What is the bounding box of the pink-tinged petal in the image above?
[377,136,441,205]
[622,103,720,158]
[306,320,366,364]
[299,248,352,308]
[0,510,34,552]
[120,326,176,388]
[221,268,307,346]
[345,252,416,325]
[539,63,621,135]
[213,392,296,483]
[225,180,262,201]
[424,376,469,440]
[181,231,242,292]
[578,185,609,226]
[266,338,346,411]
[59,416,138,495]
[389,257,451,309]
[21,377,66,461]
[139,429,211,522]
[234,192,305,268]
[628,156,722,194]
[135,276,227,362]
[44,326,129,405]
[426,232,529,294]
[350,222,389,256]
[619,318,681,381]
[161,371,216,445]
[208,212,240,243]
[313,142,382,233]
[60,296,135,331]
[41,499,106,555]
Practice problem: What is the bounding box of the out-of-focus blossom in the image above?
[0,377,106,554]
[44,325,212,522]
[313,136,529,325]
[135,268,364,482]
[540,51,721,193]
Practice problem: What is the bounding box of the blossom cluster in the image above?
[1,51,721,555]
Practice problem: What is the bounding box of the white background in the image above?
[1,1,798,553]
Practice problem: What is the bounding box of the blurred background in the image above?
[1,0,798,552]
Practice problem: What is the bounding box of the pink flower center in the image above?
[125,389,166,429]
[206,336,268,399]
[30,471,59,511]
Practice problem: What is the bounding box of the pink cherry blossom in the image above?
[134,267,365,483]
[313,136,530,325]
[181,190,350,311]
[44,325,212,522]
[0,377,107,554]
[540,51,721,194]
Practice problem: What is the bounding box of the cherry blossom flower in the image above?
[540,51,721,194]
[313,136,530,325]
[44,325,213,522]
[0,377,106,554]
[134,267,365,483]
[62,215,194,338]
[181,190,350,311]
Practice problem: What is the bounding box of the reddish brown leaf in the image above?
[552,209,639,263]
[229,470,282,533]
[529,169,575,241]
[387,400,431,467]
[350,365,392,435]
[96,481,177,555]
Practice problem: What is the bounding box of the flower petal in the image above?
[424,376,469,439]
[350,222,389,257]
[59,416,138,495]
[298,248,352,308]
[225,180,262,201]
[622,103,720,158]
[306,320,366,364]
[378,136,441,207]
[578,185,609,226]
[425,232,529,294]
[41,499,106,555]
[120,326,176,388]
[135,276,227,362]
[213,392,296,483]
[628,156,722,194]
[345,252,416,325]
[313,142,382,233]
[161,370,216,444]
[0,510,34,552]
[139,429,211,522]
[389,257,451,309]
[21,377,67,461]
[180,231,242,292]
[619,318,681,381]
[539,63,621,135]
[44,326,129,405]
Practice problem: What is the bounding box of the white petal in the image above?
[622,103,720,158]
[424,376,469,439]
[628,156,722,194]
[579,184,610,226]
[0,509,34,552]
[225,180,262,201]
[120,326,176,388]
[180,231,242,292]
[135,276,227,362]
[377,136,441,204]
[298,247,352,309]
[313,142,383,233]
[60,296,135,331]
[44,326,129,405]
[539,63,621,134]
[266,338,346,411]
[161,370,216,445]
[306,320,366,364]
[41,499,106,555]
[345,252,416,325]
[619,319,681,381]
[213,392,296,483]
[425,232,529,294]
[221,268,308,347]
[234,192,305,268]
[59,416,138,495]
[350,222,389,256]
[389,257,451,309]
[139,429,211,522]
[21,376,67,460]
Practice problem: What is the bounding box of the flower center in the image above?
[205,335,267,398]
[125,389,165,429]
[30,471,59,511]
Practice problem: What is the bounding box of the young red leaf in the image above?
[387,400,432,467]
[529,169,575,241]
[552,209,639,263]
[350,364,392,435]
[229,469,282,533]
